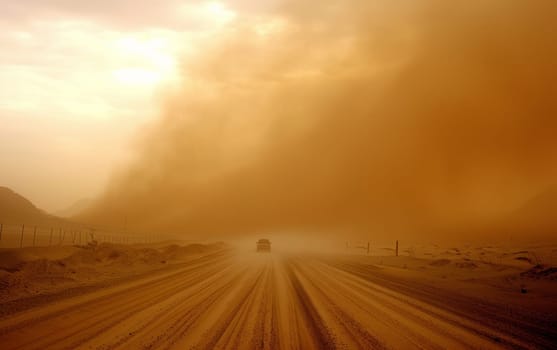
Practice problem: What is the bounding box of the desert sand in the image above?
[0,242,555,349]
[2,1,557,349]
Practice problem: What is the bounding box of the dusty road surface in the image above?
[0,249,555,350]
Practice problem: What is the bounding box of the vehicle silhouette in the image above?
[256,239,271,252]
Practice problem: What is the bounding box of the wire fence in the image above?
[0,223,160,249]
[345,240,400,256]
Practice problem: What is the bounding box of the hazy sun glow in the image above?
[204,1,237,24]
[113,68,161,85]
[0,1,239,211]
[113,37,177,86]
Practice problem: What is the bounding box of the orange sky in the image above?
[74,0,557,242]
[0,1,247,211]
[2,1,557,243]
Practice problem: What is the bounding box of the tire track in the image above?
[0,251,550,350]
[190,261,268,349]
[296,259,471,349]
[100,263,248,350]
[326,259,536,349]
[0,252,234,350]
[0,250,233,334]
[290,259,388,350]
[284,261,338,350]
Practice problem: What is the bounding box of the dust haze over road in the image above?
[1,247,555,350]
[2,1,557,349]
[81,0,557,242]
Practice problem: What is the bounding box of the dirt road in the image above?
[0,250,554,349]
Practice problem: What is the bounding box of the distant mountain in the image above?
[462,187,557,243]
[56,198,93,218]
[0,187,61,225]
[515,187,557,224]
[478,187,557,243]
[509,187,557,235]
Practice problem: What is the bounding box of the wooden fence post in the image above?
[20,224,25,248]
[395,240,399,257]
[367,242,370,255]
[33,226,37,247]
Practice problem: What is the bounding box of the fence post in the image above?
[33,226,37,247]
[49,228,53,246]
[59,228,62,245]
[20,224,25,248]
[395,240,399,257]
[367,242,370,255]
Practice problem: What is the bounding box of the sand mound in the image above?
[0,242,227,303]
[51,242,224,269]
[71,244,167,266]
[162,242,226,259]
[521,265,557,280]
[430,259,451,266]
[514,256,533,264]
[454,261,478,269]
[429,258,478,269]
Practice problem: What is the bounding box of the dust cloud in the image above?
[81,0,557,243]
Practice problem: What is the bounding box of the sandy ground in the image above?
[0,243,556,349]
[0,242,226,307]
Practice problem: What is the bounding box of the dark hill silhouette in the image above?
[515,187,557,224]
[508,187,557,238]
[0,187,63,226]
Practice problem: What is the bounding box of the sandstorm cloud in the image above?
[83,0,557,241]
